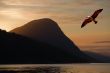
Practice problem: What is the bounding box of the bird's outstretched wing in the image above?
[81,18,92,28]
[91,9,103,19]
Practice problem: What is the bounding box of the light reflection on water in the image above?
[0,63,110,73]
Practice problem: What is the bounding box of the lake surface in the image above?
[0,63,110,73]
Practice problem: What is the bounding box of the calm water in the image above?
[0,64,110,73]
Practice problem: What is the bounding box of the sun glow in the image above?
[0,9,24,19]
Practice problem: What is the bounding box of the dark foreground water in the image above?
[0,64,110,73]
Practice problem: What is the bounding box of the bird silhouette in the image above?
[81,9,103,28]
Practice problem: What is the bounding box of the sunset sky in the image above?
[0,0,110,55]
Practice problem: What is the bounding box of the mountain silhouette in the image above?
[11,18,79,54]
[0,29,96,63]
[10,18,87,56]
[10,18,98,63]
[0,18,99,63]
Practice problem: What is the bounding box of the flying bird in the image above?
[81,9,103,28]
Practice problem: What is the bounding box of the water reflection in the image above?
[0,64,110,73]
[0,67,60,73]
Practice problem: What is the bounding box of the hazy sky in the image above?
[0,0,110,55]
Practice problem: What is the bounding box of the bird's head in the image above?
[86,16,91,18]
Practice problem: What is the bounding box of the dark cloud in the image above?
[0,0,15,10]
[94,41,110,44]
[0,0,37,9]
[0,0,54,11]
[80,45,110,49]
[0,0,7,7]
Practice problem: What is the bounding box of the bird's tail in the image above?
[94,21,97,24]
